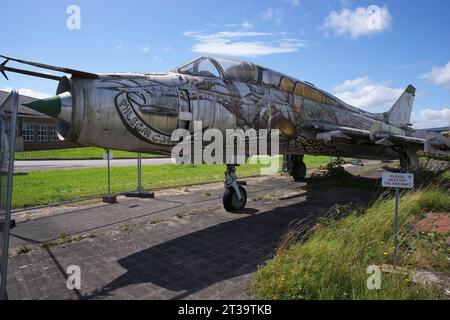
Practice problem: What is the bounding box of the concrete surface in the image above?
[5,168,379,300]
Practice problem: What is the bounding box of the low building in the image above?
[0,90,78,151]
[413,126,450,139]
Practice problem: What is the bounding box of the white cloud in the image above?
[116,40,124,51]
[322,6,392,39]
[152,55,163,65]
[282,0,300,7]
[184,31,272,39]
[139,42,150,53]
[339,0,354,7]
[241,21,253,29]
[183,30,306,57]
[261,8,283,26]
[1,87,51,99]
[421,61,450,90]
[332,76,403,111]
[225,21,253,30]
[161,45,172,53]
[411,108,450,129]
[333,76,371,92]
[261,8,274,21]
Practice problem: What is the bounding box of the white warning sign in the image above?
[382,172,414,189]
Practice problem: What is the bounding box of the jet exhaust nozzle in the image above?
[24,92,72,123]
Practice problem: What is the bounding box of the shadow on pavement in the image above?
[85,176,377,299]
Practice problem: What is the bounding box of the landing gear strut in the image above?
[223,164,247,212]
[399,152,410,172]
[396,147,419,172]
[284,155,307,181]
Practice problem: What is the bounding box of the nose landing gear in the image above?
[223,164,247,212]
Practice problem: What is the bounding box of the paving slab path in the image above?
[6,170,378,300]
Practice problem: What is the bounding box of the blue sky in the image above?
[1,0,449,128]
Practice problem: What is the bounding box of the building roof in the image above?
[0,90,51,118]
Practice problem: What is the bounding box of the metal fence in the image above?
[12,150,177,211]
[11,148,267,211]
[0,90,18,300]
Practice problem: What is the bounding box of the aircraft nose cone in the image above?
[24,92,72,123]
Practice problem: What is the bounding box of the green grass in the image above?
[302,155,334,168]
[442,170,450,182]
[12,155,331,209]
[252,169,450,300]
[16,244,31,255]
[14,147,163,160]
[41,233,97,249]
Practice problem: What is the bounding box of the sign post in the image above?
[381,172,414,263]
[393,187,399,259]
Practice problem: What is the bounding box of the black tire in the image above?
[223,186,247,212]
[292,161,307,181]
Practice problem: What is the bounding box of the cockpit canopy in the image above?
[214,57,257,82]
[175,56,341,107]
[176,56,258,83]
[177,57,221,78]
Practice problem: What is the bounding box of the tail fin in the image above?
[384,85,415,127]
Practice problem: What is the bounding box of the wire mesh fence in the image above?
[11,148,278,211]
[11,149,173,210]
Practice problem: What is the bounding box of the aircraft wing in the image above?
[300,122,425,149]
[379,133,424,147]
[0,54,98,80]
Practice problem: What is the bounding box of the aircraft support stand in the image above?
[125,153,154,199]
[223,164,247,212]
[102,149,117,204]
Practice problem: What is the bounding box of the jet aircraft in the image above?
[0,54,440,211]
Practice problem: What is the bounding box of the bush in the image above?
[324,158,351,178]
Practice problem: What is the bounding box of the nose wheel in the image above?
[223,185,247,212]
[223,164,247,212]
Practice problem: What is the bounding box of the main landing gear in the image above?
[398,148,420,172]
[284,155,307,181]
[223,164,247,212]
